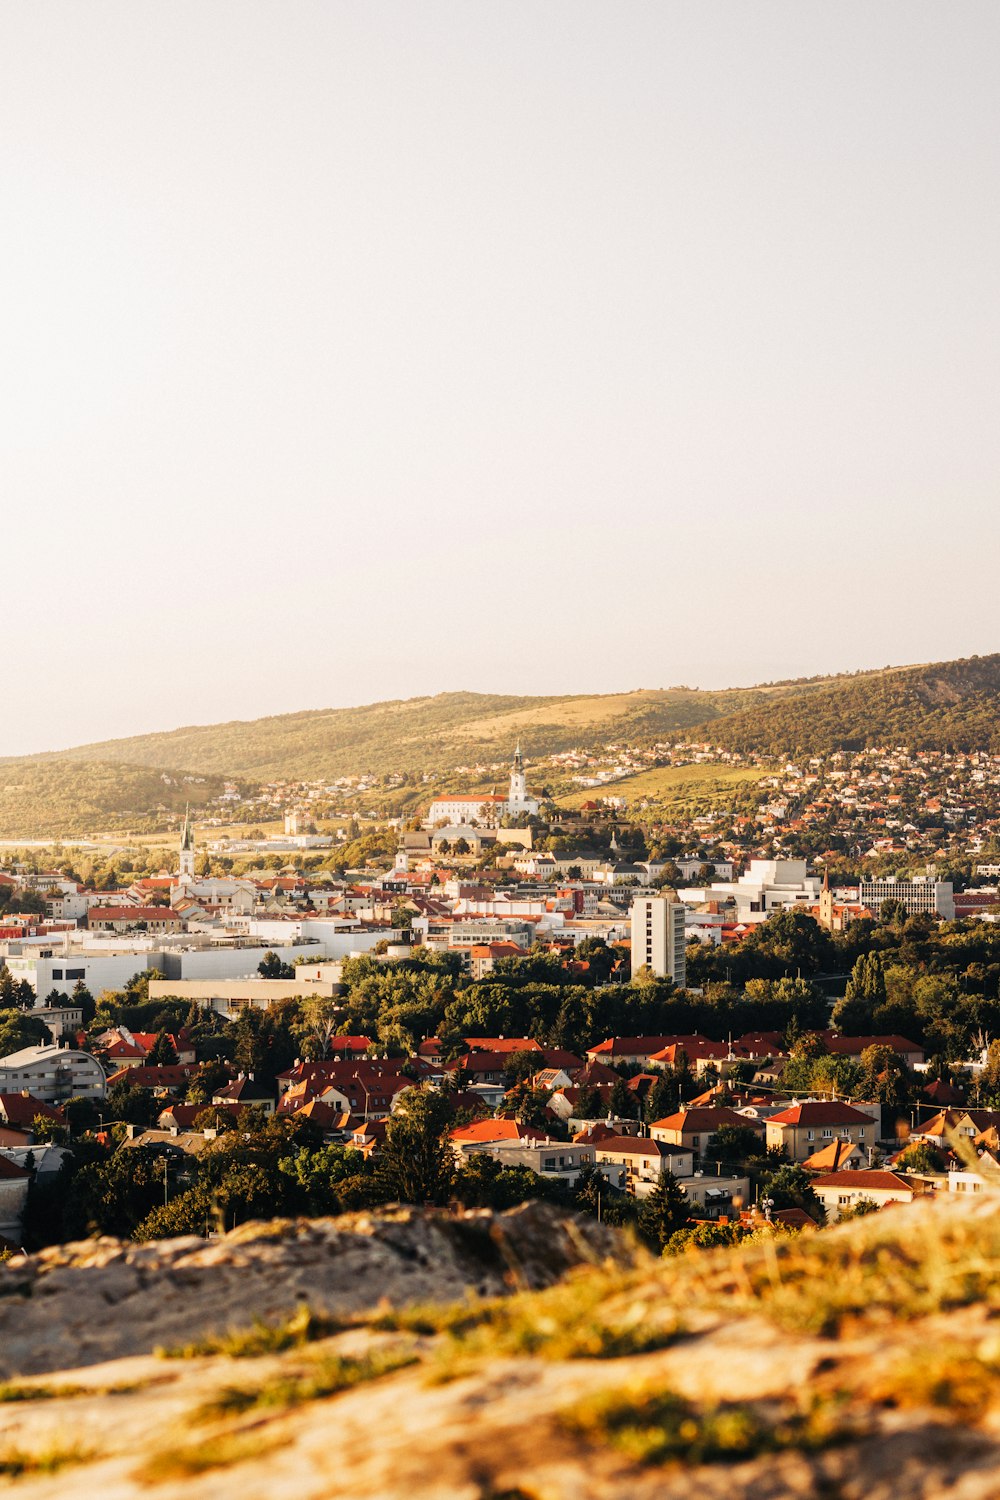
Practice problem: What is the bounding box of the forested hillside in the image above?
[0,760,230,839]
[25,677,871,782]
[698,654,1000,755]
[0,655,995,835]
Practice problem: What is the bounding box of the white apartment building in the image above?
[147,973,340,1020]
[455,1138,621,1187]
[2,934,364,1000]
[856,876,955,920]
[0,1044,106,1103]
[630,898,687,987]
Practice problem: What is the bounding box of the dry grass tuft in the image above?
[376,1264,680,1365]
[0,1442,93,1478]
[663,1193,1000,1337]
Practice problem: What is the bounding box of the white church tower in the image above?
[506,742,539,817]
[179,807,196,880]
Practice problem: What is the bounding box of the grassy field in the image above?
[557,763,764,812]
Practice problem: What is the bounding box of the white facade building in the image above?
[856,876,955,920]
[630,897,687,987]
[0,1044,106,1103]
[679,859,822,923]
[426,745,540,827]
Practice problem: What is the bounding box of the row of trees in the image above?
[24,1084,824,1255]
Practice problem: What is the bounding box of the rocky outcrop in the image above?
[0,1200,618,1377]
[4,1192,1000,1499]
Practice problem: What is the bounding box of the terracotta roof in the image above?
[89,906,182,921]
[449,1119,547,1144]
[922,1079,966,1105]
[588,1034,711,1058]
[105,1064,195,1088]
[464,1038,542,1054]
[652,1106,760,1133]
[822,1033,923,1057]
[594,1135,687,1158]
[768,1102,873,1127]
[0,1094,64,1127]
[429,794,507,803]
[771,1207,816,1228]
[802,1139,863,1171]
[812,1170,913,1192]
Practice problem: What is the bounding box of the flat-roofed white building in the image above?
[857,876,954,920]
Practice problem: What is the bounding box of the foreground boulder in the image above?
[4,1191,1000,1498]
[0,1200,620,1377]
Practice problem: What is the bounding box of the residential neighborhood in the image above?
[1,741,999,1256]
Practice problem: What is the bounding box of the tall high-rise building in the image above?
[630,896,686,988]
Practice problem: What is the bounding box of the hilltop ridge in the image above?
[0,651,996,836]
[23,654,999,781]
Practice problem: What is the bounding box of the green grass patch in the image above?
[159,1303,347,1359]
[865,1343,1000,1420]
[195,1348,418,1422]
[671,1199,1000,1337]
[0,1443,93,1479]
[0,1382,75,1404]
[375,1267,681,1364]
[0,1378,141,1403]
[562,1385,857,1466]
[135,1431,284,1484]
[557,762,763,812]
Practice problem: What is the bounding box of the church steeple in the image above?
[179,806,196,880]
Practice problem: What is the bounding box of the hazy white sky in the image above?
[2,2,998,754]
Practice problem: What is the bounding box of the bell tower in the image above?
[509,742,527,808]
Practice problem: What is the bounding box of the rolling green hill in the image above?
[29,689,749,782]
[0,653,996,836]
[0,760,230,840]
[28,675,883,782]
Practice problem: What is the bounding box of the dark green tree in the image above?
[148,1029,179,1065]
[376,1087,455,1205]
[637,1170,691,1253]
[609,1076,636,1120]
[758,1163,824,1223]
[71,979,96,1026]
